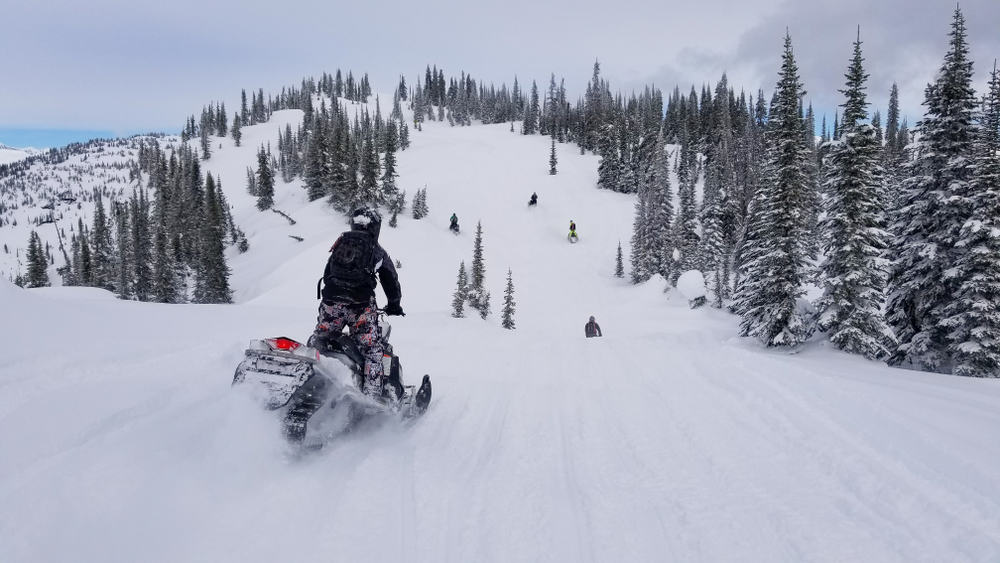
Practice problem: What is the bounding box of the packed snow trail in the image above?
[2,117,999,562]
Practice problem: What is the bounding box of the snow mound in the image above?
[29,286,118,301]
[677,270,706,301]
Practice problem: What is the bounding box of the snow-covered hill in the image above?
[0,143,41,166]
[1,108,999,562]
[0,135,176,281]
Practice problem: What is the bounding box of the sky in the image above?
[2,0,999,148]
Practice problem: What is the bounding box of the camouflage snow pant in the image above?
[313,300,384,397]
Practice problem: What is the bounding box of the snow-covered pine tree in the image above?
[411,189,423,219]
[646,131,675,280]
[232,114,242,147]
[630,194,650,283]
[615,241,625,278]
[357,128,381,207]
[152,179,178,303]
[255,146,275,210]
[596,126,620,191]
[815,30,894,360]
[549,136,558,175]
[732,32,813,347]
[382,120,399,198]
[113,201,131,299]
[90,191,114,291]
[452,261,468,318]
[130,190,152,302]
[477,289,491,319]
[195,173,232,304]
[501,268,516,329]
[246,166,257,196]
[524,81,539,134]
[470,220,485,291]
[672,154,700,277]
[200,123,211,160]
[25,231,49,288]
[941,62,1000,377]
[305,118,327,201]
[887,8,978,371]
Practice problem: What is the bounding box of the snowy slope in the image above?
[0,135,176,282]
[0,144,40,166]
[1,110,999,563]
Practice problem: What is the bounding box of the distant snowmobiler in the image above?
[568,220,578,243]
[450,213,460,234]
[585,315,602,338]
[528,192,538,206]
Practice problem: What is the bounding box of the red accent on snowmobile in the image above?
[267,337,302,351]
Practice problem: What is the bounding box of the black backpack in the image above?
[318,231,378,301]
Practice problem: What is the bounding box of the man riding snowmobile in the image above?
[529,192,538,206]
[313,207,404,403]
[568,220,578,243]
[450,213,460,234]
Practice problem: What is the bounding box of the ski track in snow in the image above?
[2,103,1000,562]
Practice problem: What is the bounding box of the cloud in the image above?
[2,0,997,134]
[630,0,1000,124]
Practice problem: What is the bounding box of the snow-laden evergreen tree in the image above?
[941,62,1000,377]
[90,191,114,291]
[411,189,423,219]
[815,31,894,360]
[256,145,275,210]
[477,288,491,319]
[596,126,621,191]
[357,131,381,207]
[549,136,558,175]
[25,231,49,288]
[732,33,814,347]
[305,118,327,201]
[200,123,211,160]
[523,81,540,134]
[629,195,650,283]
[672,156,700,277]
[501,268,516,329]
[113,201,131,299]
[381,120,399,198]
[411,187,428,219]
[195,173,232,304]
[78,218,93,286]
[245,166,257,196]
[152,180,178,303]
[452,261,468,318]
[130,190,152,302]
[645,131,675,279]
[615,241,625,278]
[887,8,979,371]
[470,220,485,291]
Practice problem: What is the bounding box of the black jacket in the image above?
[585,320,602,338]
[322,234,401,306]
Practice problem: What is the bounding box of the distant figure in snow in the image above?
[585,315,602,338]
[449,213,460,234]
[528,192,538,206]
[568,220,578,243]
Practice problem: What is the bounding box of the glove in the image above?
[384,302,405,316]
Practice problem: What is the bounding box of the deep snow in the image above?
[1,107,999,563]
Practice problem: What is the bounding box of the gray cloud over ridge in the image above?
[2,0,998,133]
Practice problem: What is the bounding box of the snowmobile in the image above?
[233,313,431,448]
[449,222,460,235]
[567,231,579,243]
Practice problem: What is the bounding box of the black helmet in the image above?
[350,207,382,239]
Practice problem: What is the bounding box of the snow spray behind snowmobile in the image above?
[233,312,431,448]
